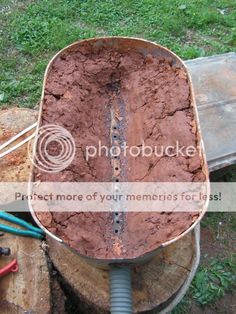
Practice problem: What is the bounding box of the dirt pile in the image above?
[35,42,205,260]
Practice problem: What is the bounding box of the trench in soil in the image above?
[35,45,206,260]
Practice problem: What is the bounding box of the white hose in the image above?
[0,122,37,159]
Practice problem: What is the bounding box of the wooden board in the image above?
[47,230,196,313]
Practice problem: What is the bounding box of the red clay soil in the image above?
[35,42,205,260]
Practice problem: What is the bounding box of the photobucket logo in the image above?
[29,125,75,173]
[86,141,197,160]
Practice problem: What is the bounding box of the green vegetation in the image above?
[0,0,235,107]
[172,256,236,313]
[201,212,236,233]
[192,258,235,305]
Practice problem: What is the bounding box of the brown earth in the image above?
[35,43,205,260]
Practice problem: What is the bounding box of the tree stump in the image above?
[0,108,51,314]
[0,217,51,314]
[0,107,38,183]
[47,229,197,313]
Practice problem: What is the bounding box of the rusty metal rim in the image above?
[28,36,210,265]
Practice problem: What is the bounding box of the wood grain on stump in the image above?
[47,230,196,313]
[0,108,51,313]
[0,108,38,183]
[0,108,38,206]
[0,217,51,314]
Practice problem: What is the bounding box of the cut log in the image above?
[0,216,51,314]
[0,108,51,314]
[0,108,38,205]
[0,108,38,182]
[47,230,196,313]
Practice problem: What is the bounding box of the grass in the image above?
[0,0,236,108]
[172,256,236,313]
